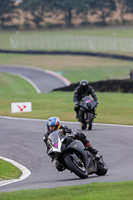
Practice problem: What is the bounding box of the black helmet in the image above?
[80,80,89,87]
[80,80,89,90]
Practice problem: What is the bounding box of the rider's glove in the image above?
[68,130,77,139]
[43,135,46,142]
[74,101,79,106]
[61,125,72,133]
[96,101,99,105]
[72,130,77,137]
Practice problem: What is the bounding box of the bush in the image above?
[122,20,132,25]
[23,21,31,29]
[1,24,19,30]
[45,22,63,29]
[79,21,92,27]
[94,21,107,27]
[114,19,121,26]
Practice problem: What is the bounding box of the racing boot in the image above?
[94,113,97,118]
[93,109,97,118]
[85,143,100,160]
[76,113,79,119]
[89,147,98,155]
[94,154,101,161]
[89,148,100,161]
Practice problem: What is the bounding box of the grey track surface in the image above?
[0,117,133,192]
[0,65,68,93]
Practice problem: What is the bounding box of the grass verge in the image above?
[0,159,21,180]
[0,181,133,200]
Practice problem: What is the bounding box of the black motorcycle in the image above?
[47,129,108,179]
[78,96,97,130]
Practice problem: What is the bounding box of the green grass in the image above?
[0,159,22,180]
[0,72,133,125]
[0,181,133,200]
[1,28,133,50]
[0,54,133,83]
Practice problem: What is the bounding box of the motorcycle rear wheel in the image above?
[64,155,88,179]
[95,160,108,176]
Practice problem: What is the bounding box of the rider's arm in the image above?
[43,130,52,144]
[89,86,98,102]
[43,131,53,152]
[43,135,47,145]
[73,86,80,103]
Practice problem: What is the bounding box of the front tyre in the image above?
[81,122,86,130]
[87,112,93,130]
[64,155,88,179]
[79,111,86,130]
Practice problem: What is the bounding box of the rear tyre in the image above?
[95,160,108,176]
[64,155,88,179]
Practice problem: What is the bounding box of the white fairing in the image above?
[51,136,62,152]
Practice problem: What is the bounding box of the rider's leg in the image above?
[74,105,79,118]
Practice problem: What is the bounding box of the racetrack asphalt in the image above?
[0,116,133,192]
[0,65,71,93]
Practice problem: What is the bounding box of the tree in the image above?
[52,0,90,27]
[116,0,133,24]
[89,0,116,24]
[19,0,50,28]
[0,0,17,27]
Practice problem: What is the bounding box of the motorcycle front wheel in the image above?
[64,155,88,179]
[87,112,93,130]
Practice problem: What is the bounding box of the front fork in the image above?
[79,110,93,124]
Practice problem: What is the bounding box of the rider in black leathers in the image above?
[73,80,99,119]
[43,117,99,171]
